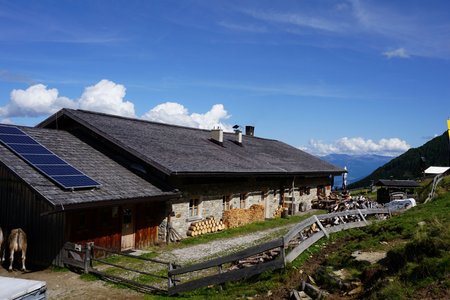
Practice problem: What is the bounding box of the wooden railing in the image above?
[62,208,390,295]
[168,208,390,295]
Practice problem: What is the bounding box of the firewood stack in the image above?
[186,217,225,237]
[223,204,265,228]
[273,205,284,218]
[228,248,281,271]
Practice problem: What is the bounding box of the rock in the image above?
[267,290,272,296]
[418,221,426,227]
[348,286,363,295]
[299,291,312,299]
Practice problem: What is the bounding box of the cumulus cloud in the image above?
[305,137,410,156]
[0,84,77,118]
[142,102,233,131]
[78,80,135,117]
[1,80,232,131]
[383,48,410,59]
[0,79,135,119]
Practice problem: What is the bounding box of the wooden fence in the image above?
[167,208,390,295]
[62,208,390,295]
[61,242,177,293]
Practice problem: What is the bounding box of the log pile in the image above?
[228,248,281,271]
[223,204,265,229]
[273,205,284,218]
[186,217,225,237]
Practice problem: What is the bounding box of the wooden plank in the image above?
[170,238,283,276]
[168,258,284,295]
[283,217,316,244]
[62,257,85,269]
[326,221,367,234]
[360,208,389,215]
[358,209,368,225]
[314,215,329,238]
[285,231,325,263]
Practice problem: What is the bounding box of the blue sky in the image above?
[1,0,449,157]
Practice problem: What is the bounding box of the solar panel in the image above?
[0,124,100,190]
[0,126,24,135]
[22,154,66,165]
[52,175,101,189]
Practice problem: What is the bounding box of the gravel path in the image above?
[158,223,295,264]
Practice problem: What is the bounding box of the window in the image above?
[223,195,231,211]
[189,199,200,217]
[240,193,247,209]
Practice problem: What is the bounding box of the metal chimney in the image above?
[245,126,254,136]
[235,130,242,144]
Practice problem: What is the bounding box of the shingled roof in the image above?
[375,179,420,188]
[40,109,344,177]
[0,126,176,210]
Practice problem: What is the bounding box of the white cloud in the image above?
[1,81,233,131]
[78,79,135,117]
[142,102,233,131]
[0,79,135,119]
[383,48,410,59]
[0,84,77,118]
[243,9,346,33]
[304,137,410,156]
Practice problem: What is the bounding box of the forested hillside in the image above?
[350,132,449,188]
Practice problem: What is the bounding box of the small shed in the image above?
[375,179,420,203]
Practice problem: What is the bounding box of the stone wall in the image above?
[167,176,332,238]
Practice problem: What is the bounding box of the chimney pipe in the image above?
[211,127,223,144]
[235,130,242,144]
[245,126,255,136]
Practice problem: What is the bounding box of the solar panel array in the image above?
[0,124,101,190]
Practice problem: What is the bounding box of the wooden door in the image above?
[121,206,135,250]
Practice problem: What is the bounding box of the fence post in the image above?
[168,263,174,289]
[357,209,368,225]
[314,215,329,238]
[84,243,92,274]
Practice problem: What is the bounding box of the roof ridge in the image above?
[69,109,279,142]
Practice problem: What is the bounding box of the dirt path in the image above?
[0,267,144,300]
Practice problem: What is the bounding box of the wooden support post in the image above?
[357,209,368,225]
[281,238,286,267]
[314,215,329,238]
[84,243,92,274]
[168,263,175,288]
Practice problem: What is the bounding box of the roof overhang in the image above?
[424,166,450,175]
[41,192,180,215]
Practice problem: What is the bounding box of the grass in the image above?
[320,188,450,299]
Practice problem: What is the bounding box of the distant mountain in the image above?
[321,153,393,188]
[349,132,450,188]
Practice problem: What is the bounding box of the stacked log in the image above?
[273,206,284,218]
[186,217,225,237]
[223,204,265,229]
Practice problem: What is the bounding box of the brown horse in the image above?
[8,228,27,271]
[0,227,4,263]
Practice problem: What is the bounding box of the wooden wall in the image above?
[0,165,65,267]
[135,201,166,248]
[66,206,121,251]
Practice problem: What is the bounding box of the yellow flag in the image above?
[448,119,450,138]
